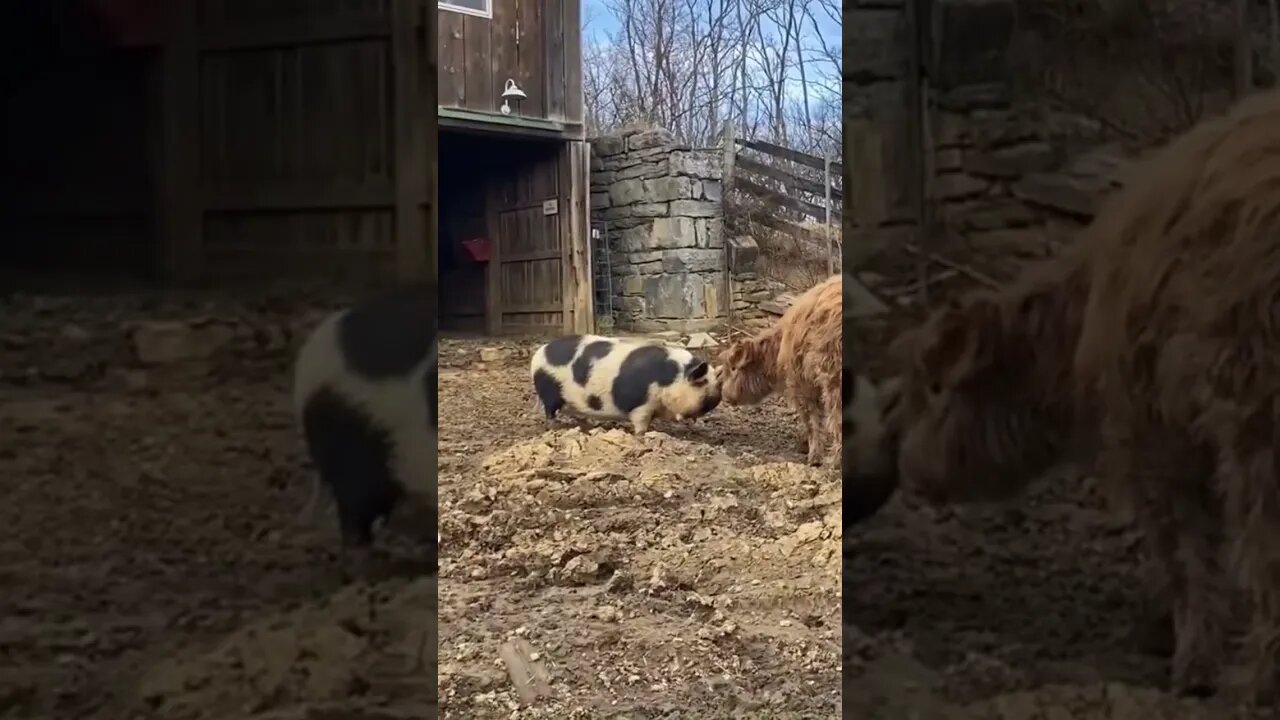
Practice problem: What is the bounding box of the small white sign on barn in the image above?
[542,199,558,216]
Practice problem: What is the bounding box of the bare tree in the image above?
[583,0,839,153]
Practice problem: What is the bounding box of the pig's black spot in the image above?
[300,386,403,548]
[533,369,564,418]
[587,394,603,410]
[572,340,613,385]
[613,345,679,412]
[337,283,436,381]
[543,336,582,366]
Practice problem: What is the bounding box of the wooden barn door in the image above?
[486,142,565,335]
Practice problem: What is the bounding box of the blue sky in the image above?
[582,0,613,42]
[582,0,840,54]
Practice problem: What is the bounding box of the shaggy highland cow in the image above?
[719,274,842,466]
[843,368,903,525]
[890,89,1280,703]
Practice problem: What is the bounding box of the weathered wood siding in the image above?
[490,142,563,333]
[1,0,437,286]
[184,0,434,284]
[437,0,583,124]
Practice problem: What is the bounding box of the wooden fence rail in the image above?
[721,124,843,275]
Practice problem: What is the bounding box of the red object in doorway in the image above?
[462,237,492,263]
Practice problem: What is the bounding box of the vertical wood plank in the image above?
[516,0,544,117]
[426,0,439,284]
[544,0,565,120]
[563,0,582,125]
[463,14,493,112]
[392,0,428,281]
[489,0,515,112]
[157,1,203,283]
[438,10,466,106]
[568,140,591,333]
[557,146,573,330]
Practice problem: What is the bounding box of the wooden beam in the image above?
[752,212,830,244]
[156,0,202,284]
[500,249,562,263]
[202,181,395,211]
[736,137,844,176]
[563,0,584,125]
[565,140,593,333]
[438,107,584,139]
[503,302,567,314]
[426,0,439,285]
[721,123,737,193]
[558,144,574,333]
[734,156,843,202]
[391,0,430,282]
[199,16,392,51]
[735,177,842,222]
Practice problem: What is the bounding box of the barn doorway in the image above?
[438,129,569,335]
[0,3,161,288]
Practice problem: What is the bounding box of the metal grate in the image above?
[591,220,614,332]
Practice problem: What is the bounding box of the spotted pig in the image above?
[531,334,722,434]
[292,283,437,574]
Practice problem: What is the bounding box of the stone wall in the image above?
[844,0,918,264]
[928,0,1130,265]
[589,126,727,333]
[933,91,1130,264]
[847,0,1134,273]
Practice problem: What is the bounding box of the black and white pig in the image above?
[292,282,437,575]
[531,334,722,434]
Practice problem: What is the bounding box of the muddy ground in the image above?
[437,339,842,718]
[1,285,1271,720]
[0,288,841,720]
[0,289,436,720]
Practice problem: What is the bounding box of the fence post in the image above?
[721,122,737,329]
[824,154,833,277]
[721,123,737,193]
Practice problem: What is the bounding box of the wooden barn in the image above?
[0,0,438,288]
[436,0,591,335]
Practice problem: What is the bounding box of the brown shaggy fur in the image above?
[890,88,1280,704]
[720,274,842,466]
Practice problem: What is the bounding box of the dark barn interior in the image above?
[0,2,161,285]
[438,128,567,335]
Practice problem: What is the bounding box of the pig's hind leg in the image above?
[301,387,401,580]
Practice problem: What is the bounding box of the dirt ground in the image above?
[437,338,843,717]
[0,289,437,720]
[4,285,1274,720]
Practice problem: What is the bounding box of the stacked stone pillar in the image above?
[589,126,727,333]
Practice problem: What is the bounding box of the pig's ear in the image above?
[686,360,710,382]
